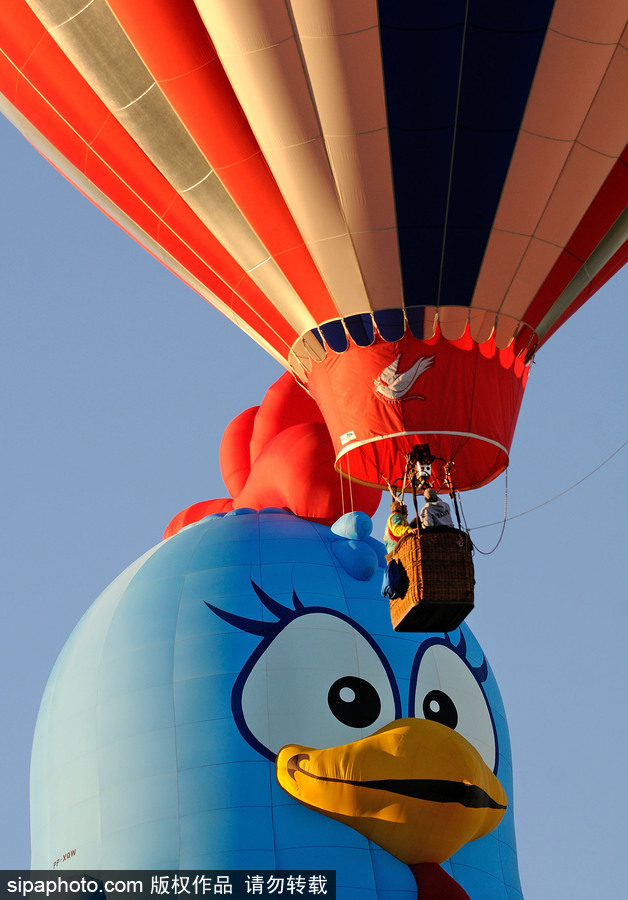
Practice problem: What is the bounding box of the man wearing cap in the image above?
[420,487,455,530]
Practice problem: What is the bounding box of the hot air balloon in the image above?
[2,3,627,889]
[30,509,522,899]
[0,0,626,496]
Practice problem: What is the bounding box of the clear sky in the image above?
[0,112,626,898]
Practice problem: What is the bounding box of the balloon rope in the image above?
[355,440,390,499]
[470,440,627,531]
[381,469,397,500]
[460,470,508,556]
[346,452,355,513]
[339,467,346,519]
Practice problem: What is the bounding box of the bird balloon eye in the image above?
[422,689,458,730]
[328,676,382,728]
[235,611,400,759]
[411,642,498,772]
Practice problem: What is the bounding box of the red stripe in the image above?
[526,152,628,340]
[0,0,299,357]
[540,240,628,346]
[107,0,338,323]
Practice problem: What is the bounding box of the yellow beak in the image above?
[275,718,507,865]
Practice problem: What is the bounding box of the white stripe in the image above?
[246,256,272,273]
[180,170,214,192]
[51,0,96,29]
[335,430,510,465]
[114,82,156,112]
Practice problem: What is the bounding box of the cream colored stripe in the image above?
[471,3,628,347]
[26,0,318,338]
[290,0,402,312]
[0,90,291,370]
[195,0,394,318]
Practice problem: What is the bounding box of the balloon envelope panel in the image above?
[31,510,521,898]
[2,0,625,365]
[3,2,626,492]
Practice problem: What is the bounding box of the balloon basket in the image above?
[389,531,475,632]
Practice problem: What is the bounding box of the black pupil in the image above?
[328,676,381,728]
[423,689,458,729]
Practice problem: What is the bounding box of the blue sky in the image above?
[0,113,626,897]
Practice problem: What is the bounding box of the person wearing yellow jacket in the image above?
[383,500,413,554]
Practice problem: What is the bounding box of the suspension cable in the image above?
[346,451,355,513]
[339,465,346,519]
[460,469,508,555]
[470,440,627,531]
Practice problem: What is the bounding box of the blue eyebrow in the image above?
[205,580,304,637]
[444,630,488,683]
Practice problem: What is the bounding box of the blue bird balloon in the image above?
[30,510,522,899]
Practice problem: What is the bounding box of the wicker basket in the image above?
[389,530,475,632]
